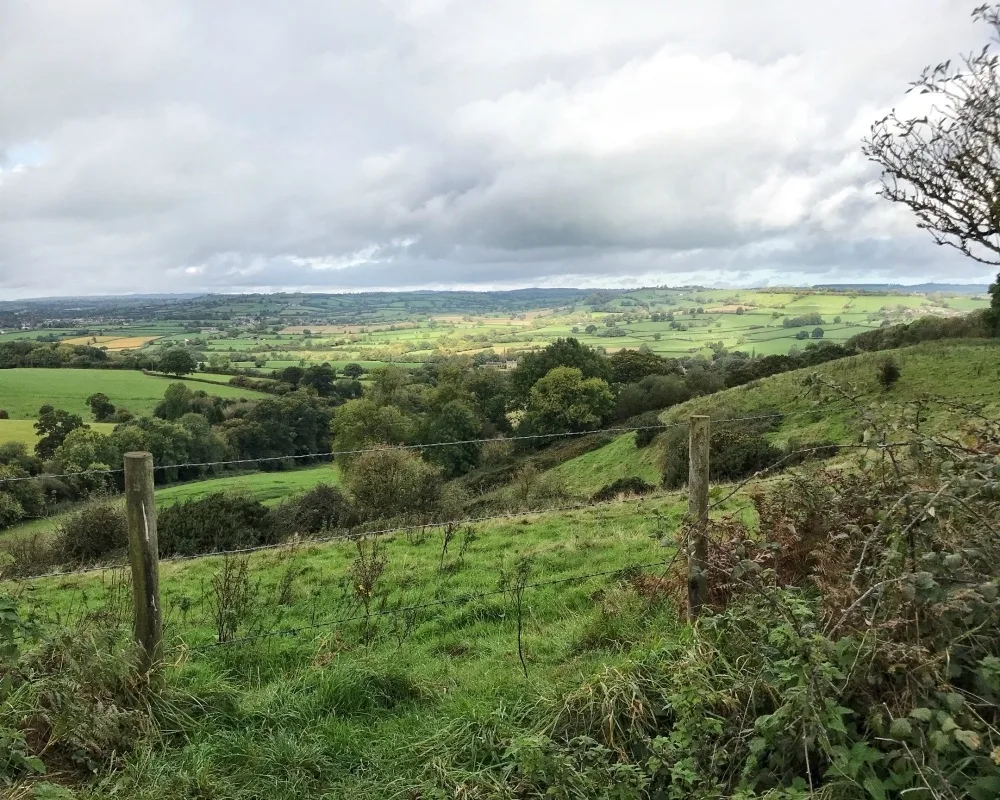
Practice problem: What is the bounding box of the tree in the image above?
[795,330,810,340]
[584,324,597,334]
[989,272,1000,334]
[277,366,305,388]
[422,400,483,477]
[300,364,336,397]
[522,367,614,435]
[331,399,412,453]
[34,405,86,459]
[811,327,825,339]
[86,392,116,422]
[510,338,611,401]
[158,347,196,377]
[342,363,365,379]
[864,5,1000,267]
[608,349,678,384]
[736,306,745,315]
[878,357,902,390]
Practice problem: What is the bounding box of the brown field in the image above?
[62,335,118,345]
[63,335,160,350]
[103,336,160,350]
[705,304,752,313]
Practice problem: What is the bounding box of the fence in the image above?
[2,397,995,673]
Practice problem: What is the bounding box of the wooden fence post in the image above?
[687,415,710,619]
[124,451,162,673]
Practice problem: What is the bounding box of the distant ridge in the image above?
[813,282,988,295]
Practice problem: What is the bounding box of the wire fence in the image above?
[6,395,997,662]
[1,492,685,582]
[0,408,854,486]
[193,556,678,651]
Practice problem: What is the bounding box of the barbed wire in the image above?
[0,492,685,583]
[0,407,857,486]
[0,421,690,485]
[193,556,676,651]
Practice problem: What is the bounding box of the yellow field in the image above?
[102,336,160,350]
[62,335,159,350]
[63,335,118,345]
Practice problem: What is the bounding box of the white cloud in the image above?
[0,0,995,298]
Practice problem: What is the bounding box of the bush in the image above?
[632,411,664,448]
[659,418,783,489]
[284,484,357,535]
[56,497,128,562]
[878,356,901,389]
[591,477,656,502]
[344,448,443,522]
[158,492,281,556]
[0,409,8,419]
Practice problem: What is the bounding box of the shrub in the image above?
[344,448,443,521]
[591,477,656,502]
[56,497,128,562]
[659,418,783,489]
[632,411,664,448]
[0,409,8,419]
[284,484,357,534]
[878,356,901,389]
[157,492,281,556]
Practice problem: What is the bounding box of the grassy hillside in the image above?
[7,493,694,798]
[539,339,1000,496]
[660,338,1000,442]
[549,431,660,495]
[0,368,265,419]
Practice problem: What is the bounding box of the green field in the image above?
[2,320,998,797]
[0,418,117,447]
[0,368,265,419]
[155,464,340,506]
[4,287,987,377]
[0,465,341,545]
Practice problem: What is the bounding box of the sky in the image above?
[0,0,996,299]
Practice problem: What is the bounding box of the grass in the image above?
[155,464,341,506]
[660,338,1000,445]
[0,368,266,419]
[0,418,116,446]
[535,339,1000,498]
[549,432,661,495]
[11,492,696,798]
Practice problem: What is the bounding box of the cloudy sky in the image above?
[0,0,995,298]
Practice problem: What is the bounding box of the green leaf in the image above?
[909,707,933,722]
[863,775,888,800]
[889,718,913,739]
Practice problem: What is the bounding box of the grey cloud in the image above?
[0,0,995,298]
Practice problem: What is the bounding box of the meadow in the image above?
[0,368,265,420]
[13,492,694,798]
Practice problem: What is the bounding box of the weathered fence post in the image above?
[124,451,162,673]
[687,415,710,619]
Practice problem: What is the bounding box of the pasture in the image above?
[0,368,266,419]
